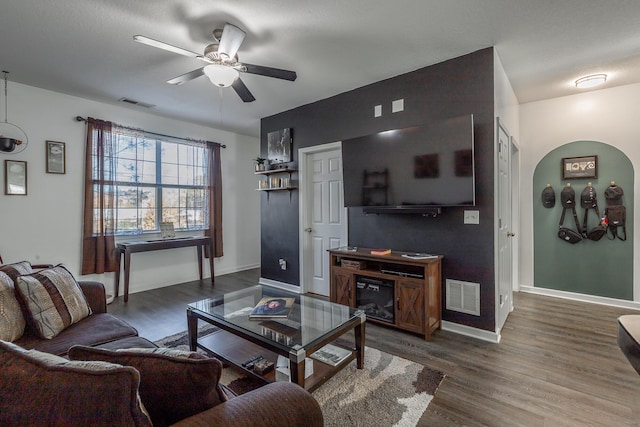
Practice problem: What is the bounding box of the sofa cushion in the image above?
[0,272,26,342]
[0,340,152,427]
[15,312,139,356]
[0,260,32,281]
[15,264,91,339]
[69,345,226,427]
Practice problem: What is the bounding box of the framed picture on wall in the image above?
[5,160,27,195]
[267,128,292,164]
[46,140,66,174]
[561,155,597,180]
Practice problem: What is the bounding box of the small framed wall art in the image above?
[5,159,27,195]
[561,155,597,180]
[46,140,66,174]
[267,128,292,164]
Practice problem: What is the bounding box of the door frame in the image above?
[298,141,347,294]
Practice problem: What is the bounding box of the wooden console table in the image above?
[328,247,442,340]
[115,236,214,302]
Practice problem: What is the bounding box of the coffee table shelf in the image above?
[197,329,357,392]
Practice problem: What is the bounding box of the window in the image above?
[92,128,208,235]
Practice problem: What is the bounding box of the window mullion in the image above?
[156,140,162,230]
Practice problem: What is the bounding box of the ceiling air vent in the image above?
[118,98,155,109]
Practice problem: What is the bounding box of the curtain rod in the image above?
[75,116,226,149]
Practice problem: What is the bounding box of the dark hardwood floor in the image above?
[108,268,640,426]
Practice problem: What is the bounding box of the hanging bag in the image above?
[604,183,627,241]
[558,185,582,244]
[580,184,606,241]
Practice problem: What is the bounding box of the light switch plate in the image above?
[374,104,382,117]
[464,210,480,224]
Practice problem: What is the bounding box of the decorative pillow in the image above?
[0,340,152,426]
[0,272,26,341]
[69,345,225,427]
[0,261,32,282]
[15,264,92,339]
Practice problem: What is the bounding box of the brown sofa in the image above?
[0,263,323,426]
[14,280,148,355]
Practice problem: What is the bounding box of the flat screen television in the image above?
[342,114,475,212]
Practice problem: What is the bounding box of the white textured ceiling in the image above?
[2,0,640,137]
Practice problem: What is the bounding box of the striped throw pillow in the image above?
[0,272,26,341]
[0,261,33,282]
[15,265,91,339]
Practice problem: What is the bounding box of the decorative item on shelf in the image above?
[0,71,29,154]
[254,157,267,172]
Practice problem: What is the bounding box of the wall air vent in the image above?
[118,98,155,109]
[446,279,480,316]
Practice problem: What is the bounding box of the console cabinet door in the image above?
[331,268,354,306]
[395,279,425,334]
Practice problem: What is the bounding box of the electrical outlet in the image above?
[464,210,480,224]
[279,258,287,270]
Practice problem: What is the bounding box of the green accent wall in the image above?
[533,141,633,300]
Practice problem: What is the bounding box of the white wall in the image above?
[520,82,640,300]
[0,82,261,295]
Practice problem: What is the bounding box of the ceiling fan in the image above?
[133,23,297,102]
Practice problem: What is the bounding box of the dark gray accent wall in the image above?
[260,48,496,331]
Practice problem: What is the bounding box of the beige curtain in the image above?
[205,141,224,258]
[81,118,117,274]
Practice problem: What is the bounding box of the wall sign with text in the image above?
[561,155,597,180]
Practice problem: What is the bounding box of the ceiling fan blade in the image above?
[232,78,256,102]
[167,67,205,85]
[241,63,297,81]
[218,23,246,61]
[133,35,201,58]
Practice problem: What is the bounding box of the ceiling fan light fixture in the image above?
[575,73,607,89]
[204,64,239,87]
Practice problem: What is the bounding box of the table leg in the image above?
[123,249,131,303]
[187,309,198,351]
[355,321,366,369]
[114,249,121,298]
[290,357,305,387]
[208,239,215,285]
[196,244,203,280]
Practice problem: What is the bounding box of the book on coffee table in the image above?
[310,343,351,367]
[249,297,295,319]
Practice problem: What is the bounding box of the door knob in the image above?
[507,231,515,237]
[305,227,313,233]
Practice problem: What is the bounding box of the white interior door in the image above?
[497,119,514,331]
[299,143,346,296]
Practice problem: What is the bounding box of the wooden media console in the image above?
[328,247,442,340]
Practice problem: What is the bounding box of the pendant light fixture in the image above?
[0,71,29,154]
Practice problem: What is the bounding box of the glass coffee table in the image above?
[187,285,366,391]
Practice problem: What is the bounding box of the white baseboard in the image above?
[441,320,501,343]
[214,263,260,277]
[258,277,302,294]
[519,286,640,311]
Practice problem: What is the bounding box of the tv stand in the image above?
[328,247,442,340]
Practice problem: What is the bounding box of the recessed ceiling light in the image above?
[575,74,607,89]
